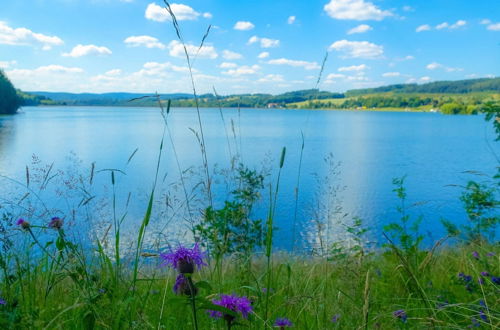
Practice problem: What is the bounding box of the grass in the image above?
[0,241,498,329]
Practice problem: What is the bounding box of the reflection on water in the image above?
[0,106,498,252]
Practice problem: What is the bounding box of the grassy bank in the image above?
[0,237,498,329]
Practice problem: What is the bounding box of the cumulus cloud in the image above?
[268,58,320,70]
[338,64,368,72]
[347,24,372,34]
[167,40,217,59]
[105,69,122,76]
[382,72,401,77]
[62,44,112,57]
[222,64,260,76]
[222,50,243,60]
[426,62,462,72]
[258,52,270,59]
[0,21,63,50]
[233,21,255,31]
[329,40,383,59]
[145,3,210,22]
[326,73,345,79]
[324,0,392,21]
[0,60,16,69]
[287,16,296,24]
[487,23,500,31]
[247,36,280,48]
[416,24,431,32]
[435,20,466,30]
[219,62,237,68]
[124,35,165,49]
[258,74,285,82]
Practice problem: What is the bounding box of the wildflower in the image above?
[472,251,480,259]
[479,310,489,323]
[486,252,495,257]
[331,314,341,323]
[458,272,472,283]
[48,217,63,230]
[436,296,449,309]
[478,277,484,285]
[0,298,6,305]
[480,271,490,277]
[491,276,500,285]
[470,317,481,328]
[172,274,196,296]
[274,317,293,328]
[393,309,407,323]
[160,243,206,274]
[16,218,30,230]
[208,294,253,321]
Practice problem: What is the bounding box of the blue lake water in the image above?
[0,106,498,251]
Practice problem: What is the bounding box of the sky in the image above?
[1,0,499,94]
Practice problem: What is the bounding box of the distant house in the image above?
[267,103,281,109]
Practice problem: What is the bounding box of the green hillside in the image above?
[0,69,22,114]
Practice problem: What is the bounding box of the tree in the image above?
[0,69,21,114]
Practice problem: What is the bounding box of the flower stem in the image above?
[187,277,199,330]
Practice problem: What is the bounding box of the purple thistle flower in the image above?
[393,309,407,323]
[172,274,196,296]
[208,294,253,320]
[0,298,6,305]
[160,243,206,274]
[331,314,341,323]
[16,218,30,230]
[472,251,480,259]
[480,271,490,277]
[48,217,63,230]
[274,317,293,327]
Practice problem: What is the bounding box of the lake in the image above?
[0,106,498,251]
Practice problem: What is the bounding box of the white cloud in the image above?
[219,62,237,68]
[258,74,284,82]
[426,62,441,70]
[436,20,466,30]
[268,58,320,70]
[258,52,270,59]
[416,24,431,32]
[347,24,372,34]
[222,50,243,60]
[426,62,462,72]
[324,0,392,21]
[402,6,414,12]
[105,69,122,76]
[124,35,165,49]
[329,40,383,59]
[222,64,260,76]
[487,23,500,31]
[450,20,466,29]
[234,21,255,31]
[382,72,400,77]
[248,36,280,48]
[0,60,16,69]
[480,19,491,25]
[145,3,209,22]
[287,16,296,24]
[167,40,218,59]
[62,44,112,57]
[338,64,368,71]
[326,73,345,79]
[404,55,415,60]
[0,21,63,50]
[420,76,431,82]
[8,65,83,76]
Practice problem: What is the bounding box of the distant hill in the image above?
[345,77,500,96]
[29,92,194,105]
[23,77,499,114]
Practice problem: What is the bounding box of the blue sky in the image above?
[1,0,499,94]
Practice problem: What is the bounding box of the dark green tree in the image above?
[0,69,21,114]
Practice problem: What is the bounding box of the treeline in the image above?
[293,94,492,114]
[346,77,500,96]
[0,69,22,114]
